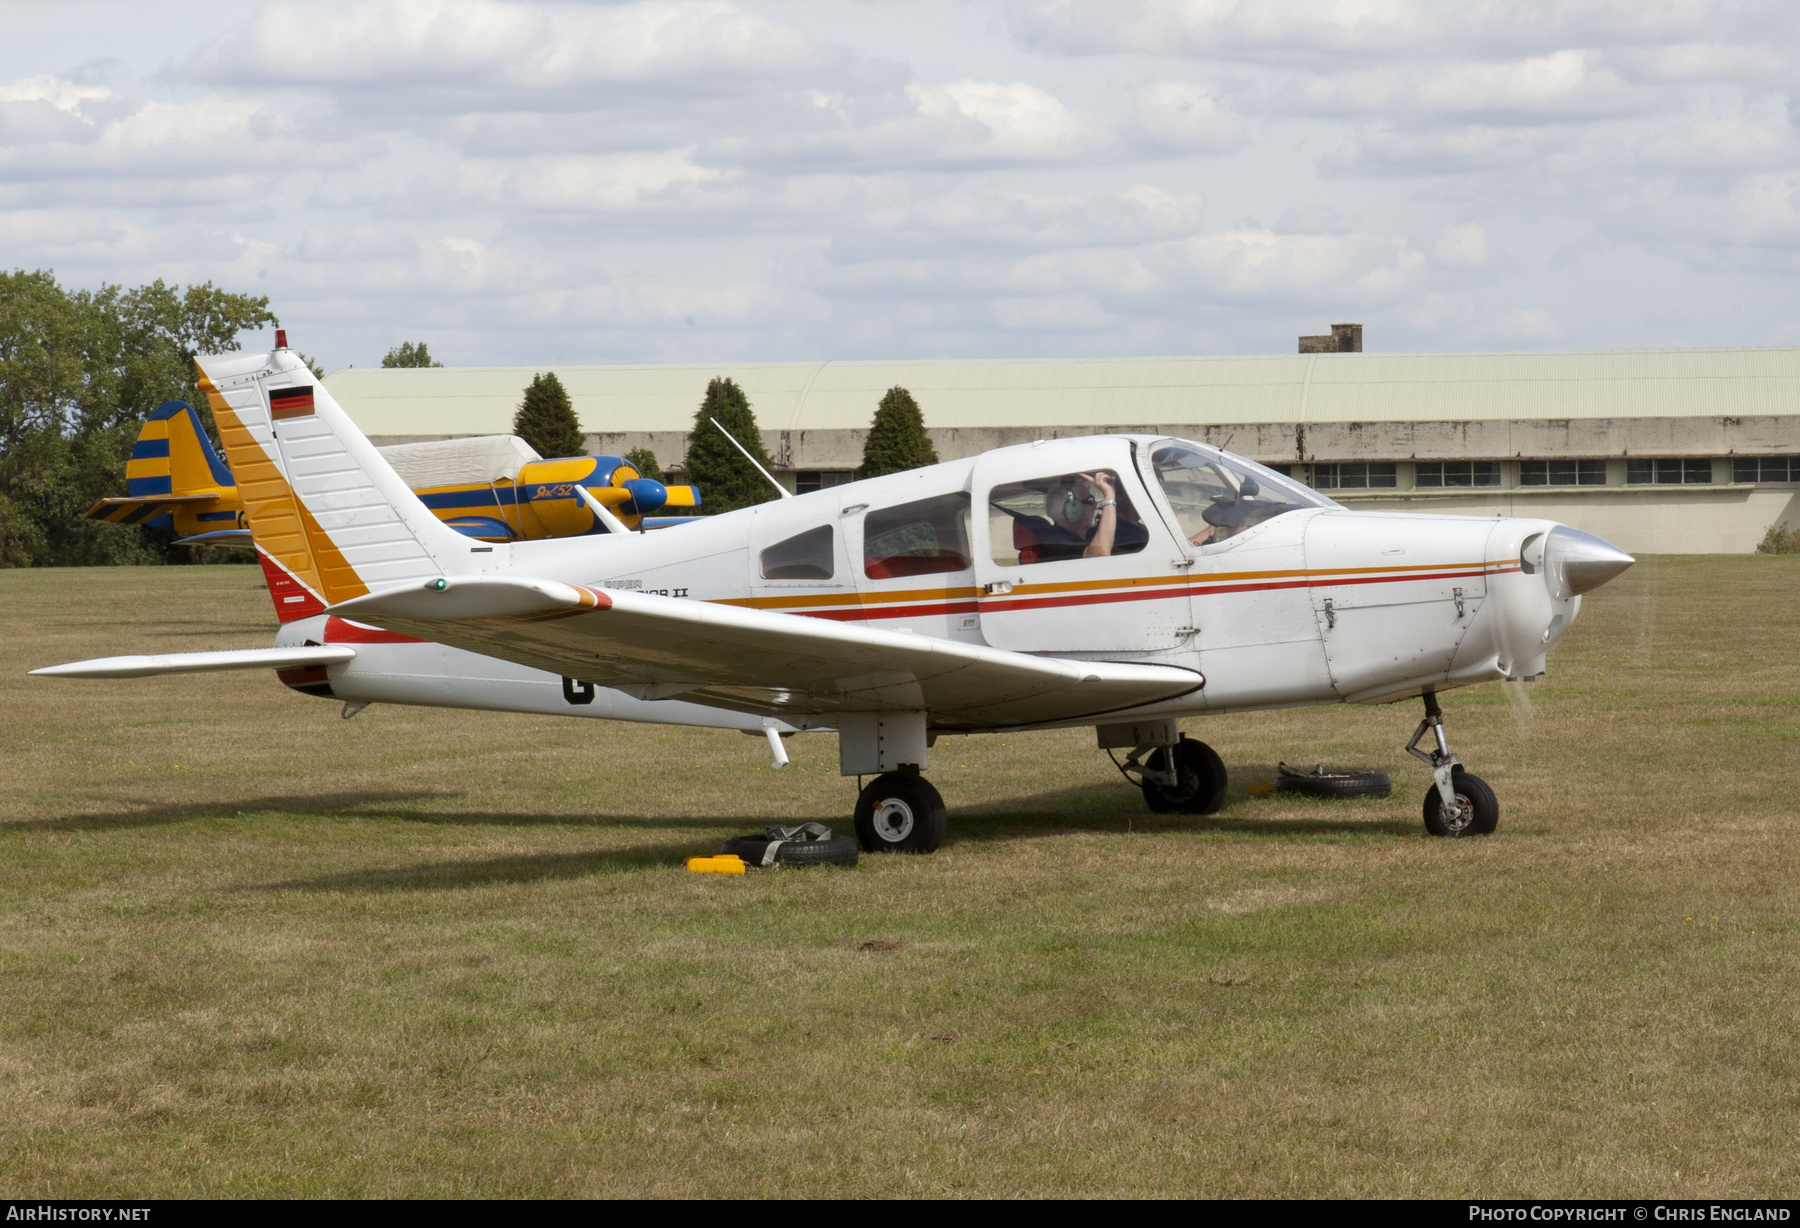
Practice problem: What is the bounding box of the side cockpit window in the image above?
[863,493,971,579]
[761,524,835,580]
[1149,442,1326,547]
[988,470,1148,566]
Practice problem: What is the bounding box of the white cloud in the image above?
[1637,118,1795,170]
[1432,223,1489,268]
[1321,123,1577,175]
[439,150,728,212]
[905,79,1112,162]
[1134,82,1246,152]
[189,0,850,93]
[0,75,114,110]
[1002,0,1439,61]
[0,74,369,205]
[7,0,1800,366]
[1496,307,1557,338]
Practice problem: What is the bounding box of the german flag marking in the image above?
[269,385,316,420]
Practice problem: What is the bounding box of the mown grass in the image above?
[1,558,1797,1197]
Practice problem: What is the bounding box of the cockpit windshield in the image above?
[1147,440,1333,547]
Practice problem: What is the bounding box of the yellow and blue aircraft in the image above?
[86,398,701,543]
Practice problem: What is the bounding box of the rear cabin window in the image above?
[760,524,835,580]
[862,493,972,579]
[988,470,1148,566]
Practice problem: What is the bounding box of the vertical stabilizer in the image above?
[195,346,470,609]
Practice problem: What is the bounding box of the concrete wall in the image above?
[376,413,1800,476]
[363,417,1800,555]
[1332,486,1800,554]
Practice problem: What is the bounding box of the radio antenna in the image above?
[709,416,791,499]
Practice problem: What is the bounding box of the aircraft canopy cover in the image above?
[375,435,544,490]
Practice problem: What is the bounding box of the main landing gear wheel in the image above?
[1140,736,1228,815]
[853,771,947,854]
[1421,768,1499,838]
[1406,692,1500,838]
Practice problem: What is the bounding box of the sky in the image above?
[4,0,1800,371]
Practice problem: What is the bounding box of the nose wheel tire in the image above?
[853,772,948,853]
[1422,769,1498,837]
[1140,736,1228,815]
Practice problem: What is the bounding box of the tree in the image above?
[512,372,585,459]
[683,377,779,513]
[860,385,937,478]
[382,340,444,368]
[0,269,276,567]
[624,447,663,484]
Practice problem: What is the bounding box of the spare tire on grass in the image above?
[721,823,859,868]
[1274,763,1392,799]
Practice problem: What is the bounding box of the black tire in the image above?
[853,772,947,853]
[720,832,859,867]
[1275,764,1392,798]
[1139,736,1227,815]
[1422,769,1499,837]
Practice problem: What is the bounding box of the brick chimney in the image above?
[1299,322,1362,353]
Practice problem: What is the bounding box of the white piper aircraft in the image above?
[33,339,1637,850]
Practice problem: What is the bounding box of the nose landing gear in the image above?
[1407,692,1498,837]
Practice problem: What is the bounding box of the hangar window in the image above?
[1733,457,1799,483]
[1627,458,1712,485]
[760,524,835,580]
[796,470,853,494]
[1312,463,1397,490]
[990,470,1149,566]
[863,493,972,579]
[1521,460,1607,486]
[1415,461,1501,488]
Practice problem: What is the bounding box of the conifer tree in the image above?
[683,377,779,513]
[512,372,585,459]
[860,385,937,478]
[624,447,663,484]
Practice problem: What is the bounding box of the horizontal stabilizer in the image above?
[173,529,254,545]
[30,645,355,680]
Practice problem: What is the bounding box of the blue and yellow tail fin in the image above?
[87,400,248,542]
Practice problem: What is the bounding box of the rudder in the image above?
[195,344,469,612]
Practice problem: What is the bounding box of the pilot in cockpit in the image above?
[1030,471,1150,560]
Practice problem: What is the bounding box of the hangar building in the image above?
[322,343,1800,554]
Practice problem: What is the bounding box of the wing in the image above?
[327,577,1200,730]
[30,645,355,680]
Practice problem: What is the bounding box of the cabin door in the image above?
[970,438,1191,655]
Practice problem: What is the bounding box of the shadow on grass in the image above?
[2,791,450,834]
[256,840,707,893]
[947,778,1417,844]
[2,793,777,835]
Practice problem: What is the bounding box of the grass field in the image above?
[1,559,1797,1197]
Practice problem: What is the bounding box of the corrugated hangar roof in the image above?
[321,347,1800,436]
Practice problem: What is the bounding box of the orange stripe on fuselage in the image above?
[710,559,1523,622]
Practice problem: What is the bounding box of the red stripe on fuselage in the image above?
[780,563,1521,622]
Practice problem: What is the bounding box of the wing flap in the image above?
[327,578,1199,728]
[30,645,356,680]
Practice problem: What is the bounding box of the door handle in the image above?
[984,580,1013,595]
